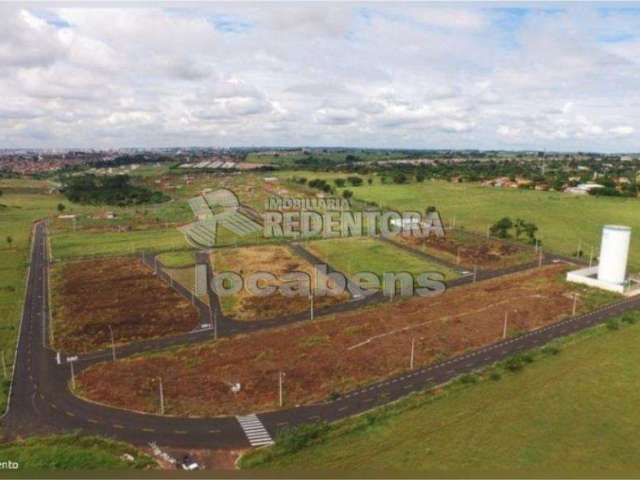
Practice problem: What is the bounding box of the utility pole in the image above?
[70,360,76,391]
[209,306,218,340]
[108,325,116,361]
[410,338,416,370]
[278,371,285,408]
[158,377,165,415]
[503,312,509,339]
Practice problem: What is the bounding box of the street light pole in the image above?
[279,371,285,408]
[158,377,165,415]
[503,312,508,339]
[108,325,116,361]
[410,338,415,370]
[209,305,218,340]
[70,360,76,391]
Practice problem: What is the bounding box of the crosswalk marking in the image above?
[237,414,274,447]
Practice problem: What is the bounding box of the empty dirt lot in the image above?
[212,245,349,321]
[51,257,200,353]
[392,229,535,270]
[75,264,603,416]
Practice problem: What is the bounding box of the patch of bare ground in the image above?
[52,257,199,353]
[393,229,535,269]
[212,245,348,321]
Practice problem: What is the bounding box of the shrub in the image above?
[459,374,479,384]
[489,372,502,381]
[542,345,561,355]
[621,314,637,325]
[606,319,620,330]
[275,422,329,454]
[505,356,524,372]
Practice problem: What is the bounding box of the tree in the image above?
[514,218,526,239]
[334,178,346,188]
[367,177,373,185]
[416,172,426,182]
[393,172,408,184]
[347,176,363,187]
[523,222,538,244]
[490,217,513,238]
[57,203,66,213]
[342,189,353,200]
[6,236,12,248]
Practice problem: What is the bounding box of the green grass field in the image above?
[0,434,155,470]
[284,173,640,271]
[156,250,196,267]
[0,180,194,411]
[242,312,640,476]
[0,191,61,411]
[51,228,189,260]
[306,237,459,281]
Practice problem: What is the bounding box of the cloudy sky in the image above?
[1,3,639,151]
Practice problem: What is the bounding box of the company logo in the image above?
[179,189,261,248]
[179,188,449,299]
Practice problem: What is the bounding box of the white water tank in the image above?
[597,225,631,285]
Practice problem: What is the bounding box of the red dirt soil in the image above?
[393,229,534,269]
[52,257,200,354]
[77,264,581,417]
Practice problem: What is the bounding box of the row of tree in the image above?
[61,174,169,206]
[490,217,539,244]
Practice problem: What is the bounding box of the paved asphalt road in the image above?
[3,221,640,449]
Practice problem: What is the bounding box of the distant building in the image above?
[564,183,605,195]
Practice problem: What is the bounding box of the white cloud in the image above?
[0,4,638,150]
[610,126,635,137]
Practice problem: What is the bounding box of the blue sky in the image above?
[1,3,639,151]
